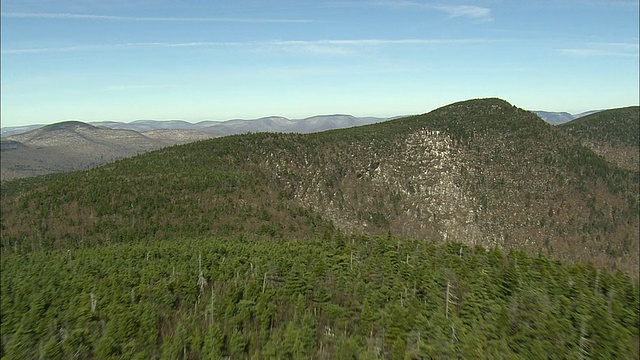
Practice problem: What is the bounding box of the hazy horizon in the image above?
[2,104,633,130]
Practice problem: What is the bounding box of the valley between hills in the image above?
[1,98,638,358]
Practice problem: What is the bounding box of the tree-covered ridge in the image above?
[0,132,338,251]
[558,106,639,171]
[2,235,638,359]
[558,106,639,148]
[1,99,638,274]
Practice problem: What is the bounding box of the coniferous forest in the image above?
[2,235,638,359]
[1,100,639,358]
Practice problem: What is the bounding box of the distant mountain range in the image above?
[1,114,389,137]
[0,109,599,138]
[0,121,215,181]
[0,115,389,180]
[533,110,602,124]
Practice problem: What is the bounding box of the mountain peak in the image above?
[41,120,97,132]
[439,97,514,110]
[428,98,518,119]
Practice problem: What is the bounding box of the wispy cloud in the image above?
[434,5,492,22]
[2,41,243,55]
[3,38,501,56]
[330,1,492,22]
[553,0,639,8]
[557,42,639,57]
[268,38,498,54]
[0,12,317,23]
[272,39,498,45]
[2,45,88,55]
[106,84,173,91]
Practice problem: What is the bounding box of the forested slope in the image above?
[2,99,637,273]
[558,106,639,172]
[2,236,638,358]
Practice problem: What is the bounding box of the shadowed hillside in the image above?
[558,106,639,172]
[1,99,638,275]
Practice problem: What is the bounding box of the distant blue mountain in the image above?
[2,115,389,137]
[533,110,602,124]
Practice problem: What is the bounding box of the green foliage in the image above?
[2,236,638,358]
[559,106,639,148]
[1,99,637,275]
[558,106,640,171]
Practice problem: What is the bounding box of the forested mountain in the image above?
[1,98,638,358]
[2,98,637,273]
[558,106,639,172]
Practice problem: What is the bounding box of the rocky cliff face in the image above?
[252,99,638,274]
[265,128,480,243]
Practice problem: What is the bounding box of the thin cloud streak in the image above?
[0,12,317,23]
[557,48,639,57]
[435,5,493,22]
[106,84,174,91]
[2,42,244,55]
[2,45,103,55]
[330,1,492,22]
[271,39,499,45]
[557,42,639,57]
[3,38,502,55]
[268,38,500,55]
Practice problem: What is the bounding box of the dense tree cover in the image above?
[2,235,638,359]
[0,133,337,253]
[2,99,637,275]
[558,106,639,172]
[558,106,639,148]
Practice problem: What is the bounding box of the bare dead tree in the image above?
[90,292,97,313]
[578,321,590,360]
[262,271,267,293]
[451,324,458,344]
[445,280,457,319]
[197,253,207,299]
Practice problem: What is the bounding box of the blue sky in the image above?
[1,0,638,127]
